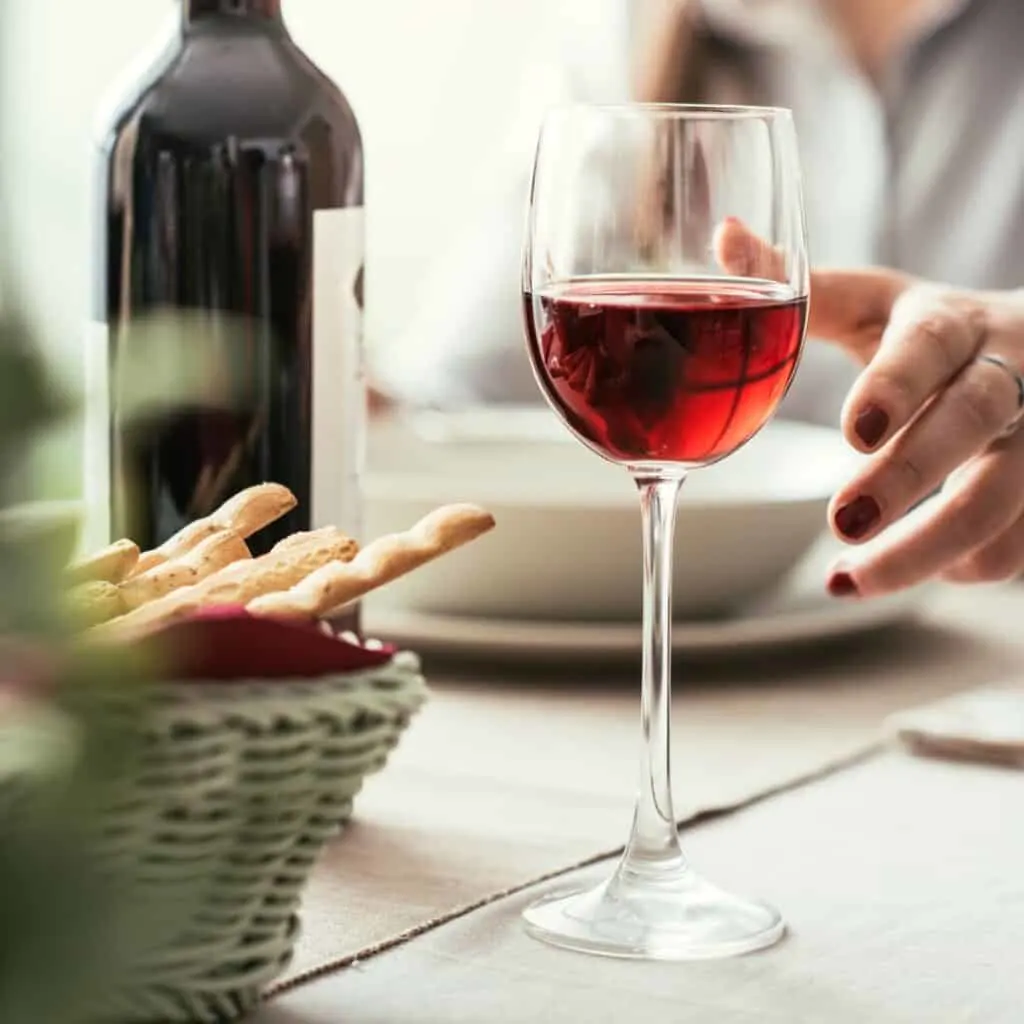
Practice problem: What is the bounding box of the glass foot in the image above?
[523,861,785,961]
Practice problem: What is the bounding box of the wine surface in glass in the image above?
[525,278,807,465]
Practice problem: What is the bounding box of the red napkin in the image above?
[142,606,395,682]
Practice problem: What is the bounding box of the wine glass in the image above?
[521,104,809,960]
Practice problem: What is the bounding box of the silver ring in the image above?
[975,353,1024,435]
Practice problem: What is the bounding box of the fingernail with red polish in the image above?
[854,405,890,448]
[835,495,881,540]
[827,571,859,598]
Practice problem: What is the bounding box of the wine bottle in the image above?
[87,0,365,625]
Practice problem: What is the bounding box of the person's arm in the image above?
[632,0,703,103]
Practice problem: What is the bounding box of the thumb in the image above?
[713,218,911,361]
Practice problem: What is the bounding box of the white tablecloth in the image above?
[264,583,1024,998]
[260,750,1024,1023]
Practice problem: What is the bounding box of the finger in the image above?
[826,431,1024,597]
[839,287,989,452]
[806,269,911,359]
[712,218,909,356]
[713,217,788,282]
[942,507,1024,583]
[830,353,1023,547]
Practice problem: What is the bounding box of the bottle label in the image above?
[312,206,365,539]
[83,319,112,550]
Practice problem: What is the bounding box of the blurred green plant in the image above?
[0,315,77,634]
[0,313,157,1024]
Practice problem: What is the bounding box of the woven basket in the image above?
[83,649,427,1023]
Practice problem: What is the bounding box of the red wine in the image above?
[524,278,807,465]
[89,0,364,607]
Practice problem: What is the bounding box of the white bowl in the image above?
[365,409,864,622]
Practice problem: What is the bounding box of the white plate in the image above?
[364,582,927,663]
[367,413,869,621]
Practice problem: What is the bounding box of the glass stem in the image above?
[620,473,686,878]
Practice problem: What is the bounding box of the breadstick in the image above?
[66,539,140,585]
[271,526,339,553]
[191,532,357,607]
[66,581,126,627]
[91,530,358,643]
[247,504,495,621]
[119,530,251,611]
[128,483,297,577]
[131,521,222,577]
[209,483,297,538]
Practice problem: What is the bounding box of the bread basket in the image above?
[99,651,425,1021]
[15,613,427,1023]
[43,488,493,1020]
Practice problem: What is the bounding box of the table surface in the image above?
[259,750,1023,1024]
[255,583,1024,1023]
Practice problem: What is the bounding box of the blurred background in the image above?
[0,0,638,496]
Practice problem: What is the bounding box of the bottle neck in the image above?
[184,0,282,22]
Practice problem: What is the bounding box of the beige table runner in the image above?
[261,750,1024,1024]
[275,584,1024,991]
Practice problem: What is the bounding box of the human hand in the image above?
[715,219,1024,597]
